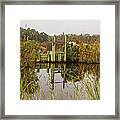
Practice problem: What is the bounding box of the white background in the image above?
[5,5,115,115]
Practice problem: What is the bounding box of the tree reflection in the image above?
[36,63,100,100]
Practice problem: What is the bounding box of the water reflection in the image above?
[33,63,100,100]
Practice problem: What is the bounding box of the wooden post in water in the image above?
[47,51,50,62]
[51,35,55,62]
[64,34,67,62]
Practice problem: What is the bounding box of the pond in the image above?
[30,63,100,100]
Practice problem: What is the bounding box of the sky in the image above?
[20,20,100,35]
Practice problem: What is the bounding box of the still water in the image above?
[32,63,100,100]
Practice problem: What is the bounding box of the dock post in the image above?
[64,35,67,62]
[51,35,55,62]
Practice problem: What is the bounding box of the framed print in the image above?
[0,0,119,119]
